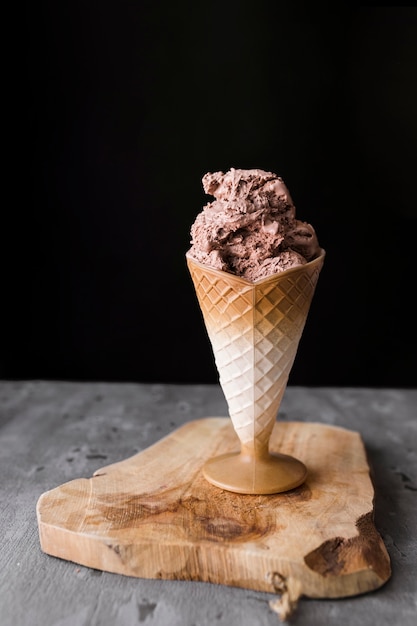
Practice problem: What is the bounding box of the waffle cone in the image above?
[186,250,325,450]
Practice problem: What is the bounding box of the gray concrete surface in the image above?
[0,381,416,626]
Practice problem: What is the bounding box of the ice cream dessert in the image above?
[186,168,325,494]
[187,168,321,281]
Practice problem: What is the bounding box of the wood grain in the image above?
[37,418,391,619]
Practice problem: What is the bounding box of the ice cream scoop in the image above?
[188,168,321,282]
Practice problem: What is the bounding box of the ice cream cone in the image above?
[186,249,325,494]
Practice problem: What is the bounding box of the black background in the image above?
[6,2,417,388]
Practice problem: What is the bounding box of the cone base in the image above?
[202,451,307,495]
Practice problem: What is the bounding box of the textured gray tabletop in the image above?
[1,381,416,626]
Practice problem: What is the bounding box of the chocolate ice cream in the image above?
[187,168,321,281]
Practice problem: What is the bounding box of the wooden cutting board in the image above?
[36,418,391,620]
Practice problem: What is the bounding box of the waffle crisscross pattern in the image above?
[187,256,323,446]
